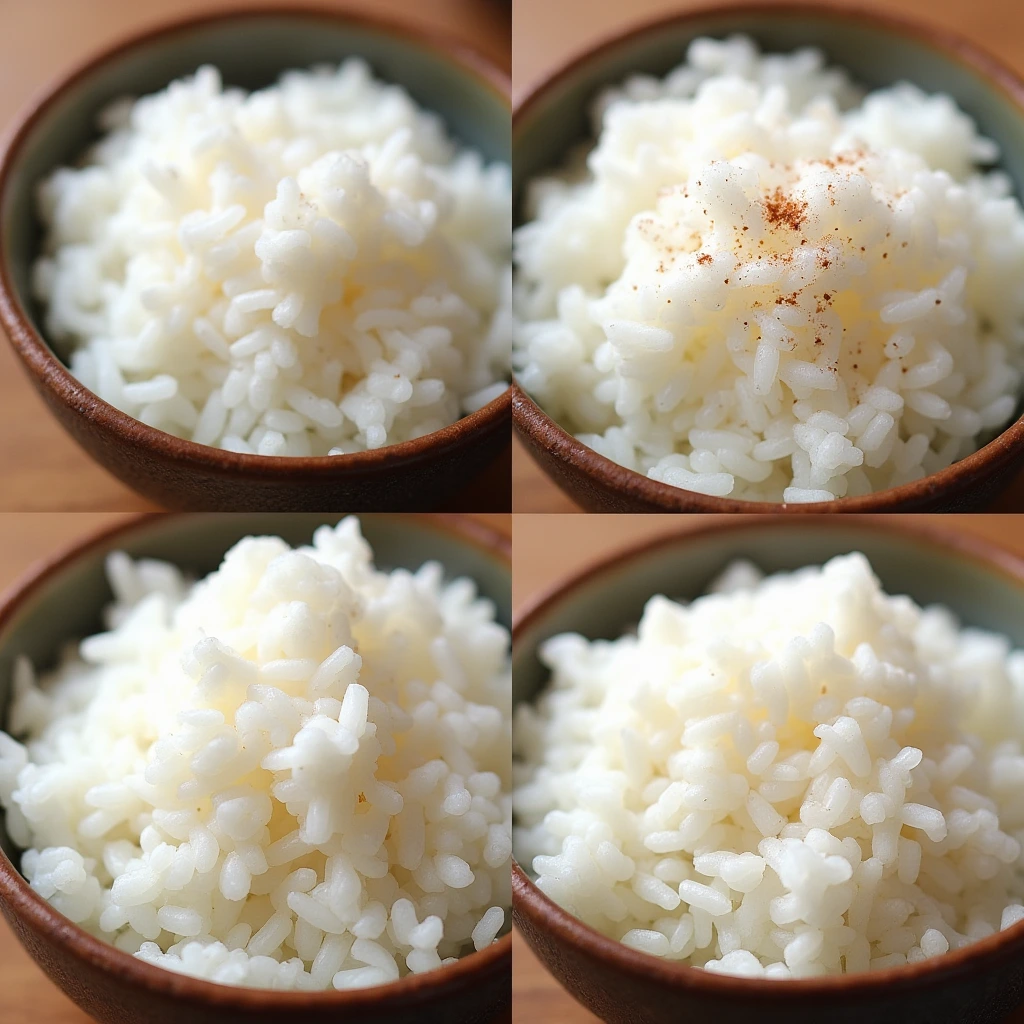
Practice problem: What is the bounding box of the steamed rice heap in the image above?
[34,62,511,455]
[513,37,1024,502]
[513,555,1024,977]
[0,519,511,989]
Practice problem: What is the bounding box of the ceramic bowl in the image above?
[512,515,1024,1024]
[0,512,511,1023]
[512,0,1024,512]
[0,6,511,512]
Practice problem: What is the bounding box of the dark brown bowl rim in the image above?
[0,511,511,1010]
[512,514,1024,998]
[511,0,1024,512]
[0,2,512,481]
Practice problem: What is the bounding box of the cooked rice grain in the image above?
[35,63,512,455]
[512,554,1024,976]
[0,519,511,989]
[513,36,1024,501]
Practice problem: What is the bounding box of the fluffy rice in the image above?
[512,554,1024,976]
[0,518,511,989]
[513,36,1024,502]
[34,62,511,456]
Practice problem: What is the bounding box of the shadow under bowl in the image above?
[512,515,1024,1023]
[0,5,511,512]
[0,512,511,1024]
[512,0,1024,512]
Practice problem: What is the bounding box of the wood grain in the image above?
[511,513,1024,1022]
[0,0,511,513]
[511,0,1024,513]
[0,510,508,1022]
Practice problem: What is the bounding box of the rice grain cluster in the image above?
[35,62,511,456]
[513,555,1024,976]
[0,519,511,989]
[513,37,1024,502]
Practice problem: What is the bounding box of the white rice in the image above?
[0,518,511,989]
[513,36,1024,502]
[512,554,1024,976]
[34,62,512,455]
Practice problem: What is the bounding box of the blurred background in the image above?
[0,0,511,512]
[512,512,1024,1022]
[511,0,1024,512]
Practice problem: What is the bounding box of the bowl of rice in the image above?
[0,512,511,1023]
[0,6,511,511]
[512,1,1024,512]
[512,515,1024,1023]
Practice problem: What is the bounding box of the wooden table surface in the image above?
[511,513,1024,1022]
[0,510,508,1022]
[0,0,511,513]
[511,0,1024,513]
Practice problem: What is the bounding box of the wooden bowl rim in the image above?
[512,513,1024,998]
[0,511,512,1010]
[511,0,1024,512]
[0,1,512,481]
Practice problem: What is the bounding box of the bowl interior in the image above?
[0,513,511,868]
[512,520,1024,711]
[514,5,1024,223]
[3,9,510,355]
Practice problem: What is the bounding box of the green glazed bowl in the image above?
[512,1,1024,513]
[0,512,511,1024]
[513,515,1024,1024]
[0,7,512,512]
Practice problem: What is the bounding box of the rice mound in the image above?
[513,36,1024,502]
[34,62,511,456]
[513,554,1024,977]
[0,519,511,989]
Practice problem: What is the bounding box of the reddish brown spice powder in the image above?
[763,187,808,232]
